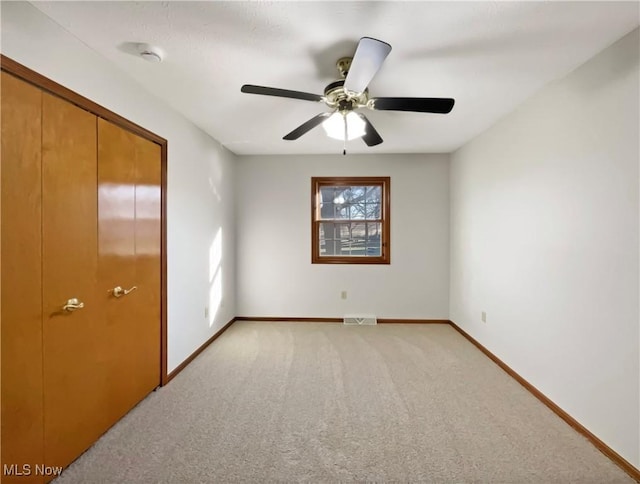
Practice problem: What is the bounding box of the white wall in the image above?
[450,28,640,467]
[1,2,237,373]
[236,154,449,319]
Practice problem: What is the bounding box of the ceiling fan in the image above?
[240,37,455,153]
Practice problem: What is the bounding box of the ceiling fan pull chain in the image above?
[343,114,348,156]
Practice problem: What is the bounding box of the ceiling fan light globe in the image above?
[322,112,366,141]
[346,111,367,139]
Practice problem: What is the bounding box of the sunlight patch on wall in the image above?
[209,177,222,202]
[209,227,222,282]
[209,267,223,327]
[208,227,223,327]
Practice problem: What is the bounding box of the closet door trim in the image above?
[1,55,170,385]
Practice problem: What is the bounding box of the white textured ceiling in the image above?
[32,1,639,155]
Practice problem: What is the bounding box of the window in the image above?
[311,177,390,264]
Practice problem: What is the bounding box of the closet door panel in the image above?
[1,72,45,484]
[41,93,107,469]
[133,134,162,395]
[98,119,160,424]
[97,118,137,424]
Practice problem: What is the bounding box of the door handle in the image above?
[111,286,137,298]
[63,298,84,312]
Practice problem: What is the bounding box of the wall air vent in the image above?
[343,314,377,325]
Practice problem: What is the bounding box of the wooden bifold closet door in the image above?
[1,71,162,482]
[1,70,45,484]
[98,118,161,426]
[41,92,106,471]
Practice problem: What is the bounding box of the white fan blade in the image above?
[344,37,392,94]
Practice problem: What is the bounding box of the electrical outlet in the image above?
[341,291,347,300]
[205,306,209,319]
[481,311,487,323]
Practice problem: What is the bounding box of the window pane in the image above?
[366,186,381,203]
[318,185,383,221]
[318,202,334,219]
[348,204,365,219]
[319,187,333,203]
[334,222,350,255]
[319,198,350,220]
[319,222,351,256]
[319,222,327,255]
[338,237,351,256]
[335,203,349,219]
[349,222,366,256]
[348,186,366,203]
[319,222,331,255]
[366,222,382,256]
[350,186,369,219]
[365,203,380,220]
[332,187,348,205]
[337,223,350,238]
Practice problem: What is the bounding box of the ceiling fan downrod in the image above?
[337,57,352,79]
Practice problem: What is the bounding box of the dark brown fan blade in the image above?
[356,113,383,146]
[241,84,323,102]
[283,113,332,140]
[372,97,455,114]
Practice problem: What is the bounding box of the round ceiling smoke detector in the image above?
[138,43,163,63]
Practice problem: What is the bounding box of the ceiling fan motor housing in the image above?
[323,79,369,111]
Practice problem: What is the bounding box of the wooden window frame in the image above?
[311,176,390,264]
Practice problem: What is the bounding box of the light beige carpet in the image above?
[55,322,633,483]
